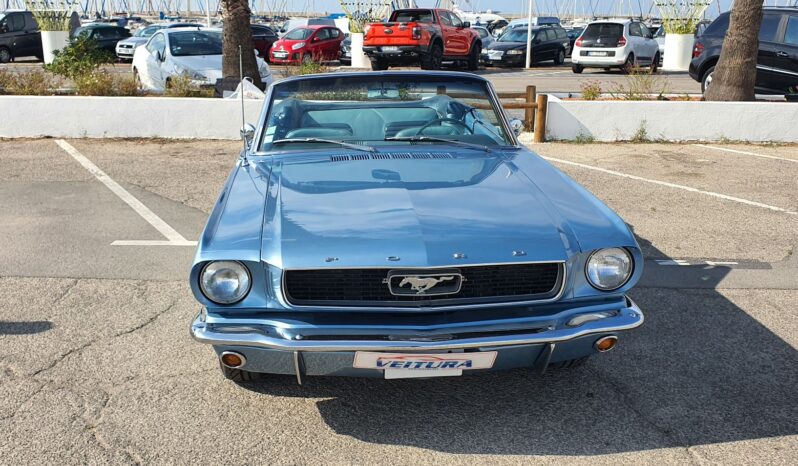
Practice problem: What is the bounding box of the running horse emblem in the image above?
[398,276,455,294]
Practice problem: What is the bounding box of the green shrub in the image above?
[610,68,670,101]
[580,80,602,100]
[44,35,115,80]
[164,74,214,98]
[74,70,142,96]
[631,120,650,143]
[280,61,330,78]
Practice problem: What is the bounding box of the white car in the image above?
[132,27,273,92]
[571,19,660,73]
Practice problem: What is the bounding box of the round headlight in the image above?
[586,248,633,291]
[200,261,251,304]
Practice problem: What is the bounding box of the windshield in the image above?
[169,31,222,56]
[391,9,434,23]
[499,29,529,43]
[259,75,512,152]
[136,26,163,37]
[285,28,313,40]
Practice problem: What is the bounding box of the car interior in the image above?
[264,95,507,149]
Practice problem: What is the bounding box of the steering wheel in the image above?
[416,117,473,135]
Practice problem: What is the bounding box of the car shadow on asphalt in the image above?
[237,232,797,455]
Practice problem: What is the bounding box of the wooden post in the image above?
[533,94,548,143]
[524,85,536,131]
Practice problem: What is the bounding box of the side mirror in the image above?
[462,21,470,28]
[509,118,524,136]
[155,50,163,61]
[240,123,256,149]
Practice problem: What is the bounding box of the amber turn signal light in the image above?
[220,351,246,368]
[594,336,618,352]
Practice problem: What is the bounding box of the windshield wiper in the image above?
[385,136,491,152]
[271,138,375,153]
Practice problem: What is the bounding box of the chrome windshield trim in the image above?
[277,260,567,311]
[191,297,643,352]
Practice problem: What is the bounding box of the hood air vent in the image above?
[329,152,453,163]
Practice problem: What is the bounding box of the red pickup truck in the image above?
[363,8,482,71]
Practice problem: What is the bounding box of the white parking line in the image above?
[693,144,798,163]
[55,140,197,246]
[542,156,797,215]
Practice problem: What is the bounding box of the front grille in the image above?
[283,263,563,308]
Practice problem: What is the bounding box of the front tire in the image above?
[554,48,565,65]
[701,65,715,93]
[421,41,443,70]
[651,53,660,73]
[571,63,583,74]
[220,360,258,382]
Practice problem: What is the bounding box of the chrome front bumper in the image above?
[190,297,644,352]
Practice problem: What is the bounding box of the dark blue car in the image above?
[189,72,644,384]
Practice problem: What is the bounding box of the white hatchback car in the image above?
[132,27,273,92]
[571,20,660,73]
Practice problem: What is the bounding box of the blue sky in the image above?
[308,1,738,18]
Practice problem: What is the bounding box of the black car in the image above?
[250,24,278,60]
[482,25,570,67]
[689,7,798,94]
[72,24,131,54]
[0,10,42,63]
[339,35,351,65]
[565,27,583,57]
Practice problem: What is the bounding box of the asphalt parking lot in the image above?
[1,138,796,464]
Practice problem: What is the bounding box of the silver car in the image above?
[116,22,200,60]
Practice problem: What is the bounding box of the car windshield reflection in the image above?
[259,75,512,152]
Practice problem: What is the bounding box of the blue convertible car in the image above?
[190,71,644,383]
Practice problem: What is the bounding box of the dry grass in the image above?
[0,68,62,95]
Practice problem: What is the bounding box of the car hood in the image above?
[487,41,526,52]
[256,150,594,269]
[118,37,148,46]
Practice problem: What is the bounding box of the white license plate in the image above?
[354,351,497,379]
[588,51,608,56]
[381,46,399,52]
[273,51,288,58]
[488,51,504,59]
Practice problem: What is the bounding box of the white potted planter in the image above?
[349,32,369,69]
[662,33,695,71]
[41,30,70,64]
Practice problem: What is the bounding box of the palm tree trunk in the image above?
[703,0,762,101]
[221,0,262,88]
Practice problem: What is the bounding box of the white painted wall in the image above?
[546,96,798,143]
[0,96,265,139]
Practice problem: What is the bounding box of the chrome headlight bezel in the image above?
[585,248,633,291]
[199,261,252,305]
